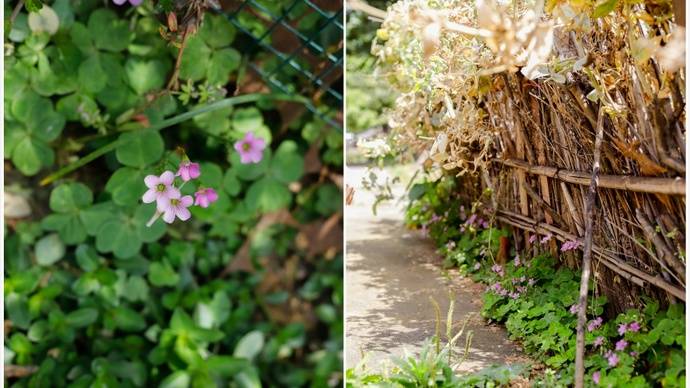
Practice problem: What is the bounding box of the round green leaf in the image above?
[199,162,223,187]
[134,204,166,243]
[75,244,100,272]
[125,58,169,95]
[233,331,264,360]
[78,56,107,94]
[12,136,54,176]
[222,169,241,196]
[245,177,291,212]
[160,371,190,388]
[35,233,65,266]
[65,308,98,328]
[199,14,236,48]
[270,140,304,183]
[116,131,164,168]
[148,261,179,287]
[178,36,211,82]
[96,218,141,259]
[111,306,146,332]
[105,167,145,206]
[50,182,93,213]
[206,48,241,85]
[88,9,130,52]
[41,213,86,245]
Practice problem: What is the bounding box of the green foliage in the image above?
[4,2,342,387]
[404,182,686,387]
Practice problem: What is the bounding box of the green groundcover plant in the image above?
[394,176,685,387]
[5,1,343,387]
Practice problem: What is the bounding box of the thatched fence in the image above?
[482,68,685,313]
[373,0,686,314]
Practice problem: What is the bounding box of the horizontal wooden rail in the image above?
[493,158,686,195]
[496,209,686,301]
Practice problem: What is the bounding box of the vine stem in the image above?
[574,107,605,388]
[39,93,306,186]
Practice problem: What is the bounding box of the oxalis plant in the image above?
[5,0,343,387]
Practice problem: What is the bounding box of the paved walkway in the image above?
[345,165,527,372]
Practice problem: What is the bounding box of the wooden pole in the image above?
[492,158,685,195]
[575,110,605,388]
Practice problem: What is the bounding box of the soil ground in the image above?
[345,165,530,373]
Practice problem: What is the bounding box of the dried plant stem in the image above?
[166,25,192,91]
[493,158,685,195]
[574,109,604,388]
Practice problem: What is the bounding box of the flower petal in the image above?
[144,175,160,188]
[239,153,252,164]
[189,163,201,179]
[180,195,194,207]
[159,171,175,185]
[162,209,176,223]
[142,189,157,203]
[206,189,218,202]
[176,207,191,221]
[166,187,181,199]
[179,167,191,182]
[112,0,127,4]
[234,141,245,153]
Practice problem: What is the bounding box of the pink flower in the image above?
[528,278,536,286]
[540,234,553,244]
[606,352,619,367]
[514,255,521,266]
[491,264,504,276]
[143,171,180,210]
[618,323,628,335]
[473,263,481,270]
[592,371,600,384]
[113,0,142,5]
[194,188,218,208]
[160,191,194,224]
[588,317,603,332]
[627,321,640,332]
[629,351,637,357]
[529,234,537,244]
[569,304,580,314]
[177,161,200,182]
[234,132,266,164]
[593,336,604,347]
[466,214,477,226]
[615,339,628,351]
[561,240,581,252]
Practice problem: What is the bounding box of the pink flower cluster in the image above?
[491,264,504,277]
[587,317,603,332]
[560,240,581,252]
[142,159,218,225]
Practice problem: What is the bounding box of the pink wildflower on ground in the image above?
[143,171,179,209]
[528,278,536,286]
[529,234,537,244]
[569,304,579,314]
[160,191,194,223]
[491,264,504,277]
[540,234,553,244]
[594,336,604,347]
[606,352,619,367]
[177,160,200,182]
[592,371,600,384]
[234,132,266,164]
[113,0,142,5]
[615,340,628,351]
[194,188,218,208]
[561,240,581,252]
[514,255,521,266]
[618,323,628,335]
[588,317,603,332]
[473,263,481,271]
[627,321,640,332]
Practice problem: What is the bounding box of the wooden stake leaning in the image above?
[574,109,605,388]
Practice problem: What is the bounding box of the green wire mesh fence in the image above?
[227,0,343,131]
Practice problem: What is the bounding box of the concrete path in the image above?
[345,165,527,373]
